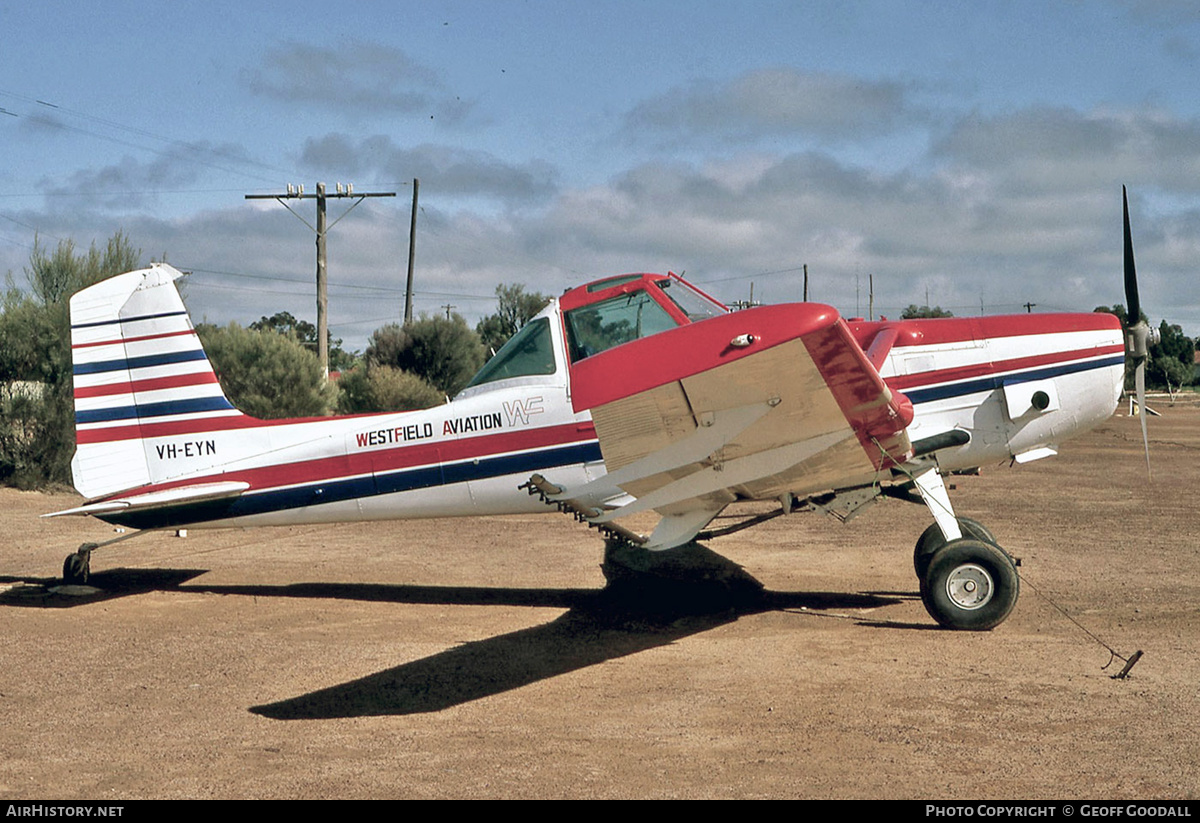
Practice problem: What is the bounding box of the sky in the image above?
[3,0,1200,351]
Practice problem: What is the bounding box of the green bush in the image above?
[197,322,337,418]
[336,364,443,414]
[366,314,484,397]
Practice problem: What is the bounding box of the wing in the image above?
[528,304,913,549]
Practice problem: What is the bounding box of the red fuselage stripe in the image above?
[91,421,599,501]
[885,344,1125,391]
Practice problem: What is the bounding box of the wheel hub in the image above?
[945,563,994,610]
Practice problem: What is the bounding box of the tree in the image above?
[476,283,550,354]
[1151,320,1195,391]
[901,304,954,319]
[336,364,443,413]
[250,310,358,372]
[366,313,485,397]
[1094,305,1194,391]
[24,231,141,306]
[196,322,337,418]
[0,232,142,488]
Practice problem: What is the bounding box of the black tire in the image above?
[913,517,997,579]
[62,552,90,585]
[921,538,1019,631]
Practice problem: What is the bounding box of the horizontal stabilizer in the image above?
[43,481,250,519]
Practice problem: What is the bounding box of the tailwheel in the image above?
[920,538,1019,631]
[62,543,95,585]
[913,517,997,579]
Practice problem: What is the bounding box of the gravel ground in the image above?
[1,406,1197,799]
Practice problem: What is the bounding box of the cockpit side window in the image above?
[658,278,724,321]
[564,290,679,362]
[463,317,556,389]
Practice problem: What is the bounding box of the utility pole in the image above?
[246,182,395,378]
[1024,301,1037,313]
[803,264,808,302]
[869,273,874,321]
[404,178,419,324]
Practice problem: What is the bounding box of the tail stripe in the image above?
[75,372,222,399]
[74,349,210,376]
[72,328,196,350]
[72,309,189,331]
[76,396,236,425]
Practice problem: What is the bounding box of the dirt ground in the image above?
[1,406,1197,800]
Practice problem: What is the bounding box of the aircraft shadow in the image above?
[246,544,903,720]
[0,568,208,608]
[2,545,907,718]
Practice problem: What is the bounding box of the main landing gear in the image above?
[910,467,1020,631]
[913,525,1019,631]
[58,531,142,586]
[62,543,96,585]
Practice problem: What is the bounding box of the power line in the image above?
[0,89,293,185]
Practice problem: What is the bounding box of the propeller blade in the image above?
[1135,359,1151,478]
[1123,185,1141,324]
[1123,187,1152,477]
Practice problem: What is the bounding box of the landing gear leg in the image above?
[62,543,96,585]
[913,516,997,579]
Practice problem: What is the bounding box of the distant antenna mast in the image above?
[869,273,874,321]
[803,264,809,302]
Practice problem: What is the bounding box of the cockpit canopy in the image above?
[560,273,725,362]
[462,272,726,394]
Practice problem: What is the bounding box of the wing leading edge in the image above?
[530,303,913,549]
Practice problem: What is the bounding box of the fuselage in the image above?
[67,268,1124,531]
[853,312,1124,472]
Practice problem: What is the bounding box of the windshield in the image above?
[564,290,679,362]
[463,317,557,389]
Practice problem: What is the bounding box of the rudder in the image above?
[70,263,243,499]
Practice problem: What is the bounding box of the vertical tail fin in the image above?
[70,263,244,499]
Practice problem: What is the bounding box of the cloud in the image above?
[242,40,477,125]
[35,141,266,211]
[622,68,914,144]
[6,100,1199,346]
[933,106,1200,193]
[299,134,559,204]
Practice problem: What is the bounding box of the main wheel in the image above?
[920,538,1019,631]
[913,517,996,579]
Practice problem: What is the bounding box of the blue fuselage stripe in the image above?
[100,441,604,530]
[902,355,1124,405]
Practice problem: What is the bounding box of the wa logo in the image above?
[503,396,545,426]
